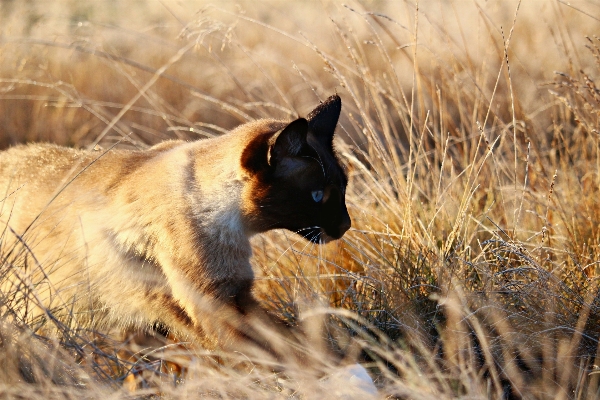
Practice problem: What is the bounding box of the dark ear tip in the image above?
[307,94,341,121]
[323,94,341,106]
[327,94,342,107]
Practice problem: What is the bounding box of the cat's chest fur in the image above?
[101,137,256,287]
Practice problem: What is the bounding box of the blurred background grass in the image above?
[1,0,600,398]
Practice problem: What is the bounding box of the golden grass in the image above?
[1,0,600,398]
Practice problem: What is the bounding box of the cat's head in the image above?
[241,95,351,243]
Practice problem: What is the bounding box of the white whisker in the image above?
[294,226,321,234]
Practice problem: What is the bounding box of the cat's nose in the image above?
[339,213,351,236]
[330,208,350,239]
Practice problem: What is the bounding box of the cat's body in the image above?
[0,95,350,355]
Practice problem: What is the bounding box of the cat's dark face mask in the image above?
[241,95,351,244]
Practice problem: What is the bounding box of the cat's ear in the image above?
[268,118,308,165]
[307,94,341,148]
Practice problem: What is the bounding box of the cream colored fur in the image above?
[0,120,288,348]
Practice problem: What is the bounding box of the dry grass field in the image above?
[1,0,600,398]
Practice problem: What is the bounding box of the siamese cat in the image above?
[0,94,350,360]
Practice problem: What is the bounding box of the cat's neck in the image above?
[183,138,253,260]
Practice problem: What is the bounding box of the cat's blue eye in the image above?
[311,190,324,202]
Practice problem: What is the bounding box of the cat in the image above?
[0,94,350,359]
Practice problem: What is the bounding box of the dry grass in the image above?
[1,0,600,398]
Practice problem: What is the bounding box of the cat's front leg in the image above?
[149,253,312,363]
[184,278,303,363]
[225,283,301,358]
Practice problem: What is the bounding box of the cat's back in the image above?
[0,143,89,209]
[0,143,86,178]
[0,141,185,190]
